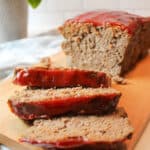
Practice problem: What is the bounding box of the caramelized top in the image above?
[66,10,144,34]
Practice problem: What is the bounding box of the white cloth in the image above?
[0,35,63,80]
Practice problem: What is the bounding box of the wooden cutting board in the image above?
[0,52,149,150]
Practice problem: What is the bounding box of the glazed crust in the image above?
[13,67,111,88]
[59,10,143,38]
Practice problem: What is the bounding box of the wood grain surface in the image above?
[0,52,149,150]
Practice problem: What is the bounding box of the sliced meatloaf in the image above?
[13,67,110,88]
[8,87,121,120]
[59,10,150,77]
[19,108,133,149]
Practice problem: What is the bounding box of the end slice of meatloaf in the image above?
[8,87,121,120]
[13,67,111,88]
[59,10,150,77]
[19,108,133,149]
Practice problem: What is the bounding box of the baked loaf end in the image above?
[59,10,150,77]
[19,108,133,149]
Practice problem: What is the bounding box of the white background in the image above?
[28,0,150,35]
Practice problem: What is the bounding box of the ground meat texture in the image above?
[8,87,121,120]
[13,67,111,88]
[59,10,150,77]
[19,108,133,149]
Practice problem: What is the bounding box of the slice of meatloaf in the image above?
[8,87,121,120]
[13,67,110,88]
[19,108,133,149]
[59,10,150,77]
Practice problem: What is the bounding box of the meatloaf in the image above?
[13,67,110,88]
[8,87,121,120]
[59,10,150,77]
[19,108,133,149]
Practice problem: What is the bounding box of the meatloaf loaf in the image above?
[19,108,133,149]
[8,87,121,120]
[59,10,150,77]
[13,67,110,88]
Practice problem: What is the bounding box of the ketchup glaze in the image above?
[66,10,145,34]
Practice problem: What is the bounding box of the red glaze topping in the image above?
[66,10,144,34]
[8,93,119,120]
[19,137,91,149]
[13,67,110,88]
[20,137,125,149]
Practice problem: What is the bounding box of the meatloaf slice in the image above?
[13,67,110,88]
[19,108,133,149]
[59,10,150,77]
[8,87,121,120]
